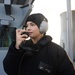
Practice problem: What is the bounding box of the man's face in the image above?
[26,21,42,39]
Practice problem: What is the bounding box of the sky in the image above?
[31,0,67,44]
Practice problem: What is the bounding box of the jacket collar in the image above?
[37,35,52,46]
[29,35,52,47]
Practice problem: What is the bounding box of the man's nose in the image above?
[26,26,31,31]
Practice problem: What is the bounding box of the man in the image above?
[3,13,75,75]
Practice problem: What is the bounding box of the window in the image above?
[0,26,16,47]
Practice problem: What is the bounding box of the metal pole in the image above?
[66,0,73,61]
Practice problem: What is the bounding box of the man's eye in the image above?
[31,23,35,26]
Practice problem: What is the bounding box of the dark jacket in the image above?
[3,35,75,75]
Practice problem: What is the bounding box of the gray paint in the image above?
[60,10,75,63]
[0,49,8,75]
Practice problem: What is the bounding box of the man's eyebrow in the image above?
[30,22,33,24]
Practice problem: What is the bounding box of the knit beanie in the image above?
[25,13,48,28]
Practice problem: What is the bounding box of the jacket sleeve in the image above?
[3,41,25,75]
[57,47,75,75]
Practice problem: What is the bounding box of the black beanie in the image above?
[25,13,48,28]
